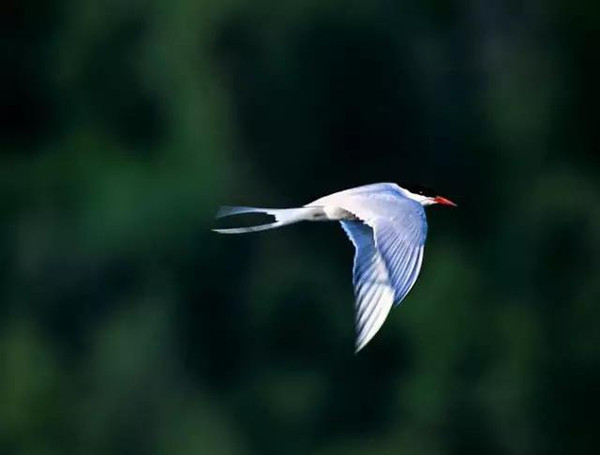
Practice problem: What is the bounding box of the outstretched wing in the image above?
[333,192,428,307]
[370,215,426,307]
[339,194,428,352]
[340,221,395,352]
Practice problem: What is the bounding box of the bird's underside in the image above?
[214,183,429,352]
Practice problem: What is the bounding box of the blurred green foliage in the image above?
[1,0,599,454]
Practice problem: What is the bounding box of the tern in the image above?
[213,182,456,352]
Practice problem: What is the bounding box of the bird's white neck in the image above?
[398,187,436,206]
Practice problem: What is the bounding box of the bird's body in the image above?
[214,182,456,352]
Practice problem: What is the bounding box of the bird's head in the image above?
[399,183,457,207]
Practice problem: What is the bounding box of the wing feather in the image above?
[339,193,428,351]
[340,221,395,352]
[370,216,426,306]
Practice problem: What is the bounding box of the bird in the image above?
[213,182,456,352]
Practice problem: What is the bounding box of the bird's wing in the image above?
[340,220,396,352]
[369,215,426,307]
[335,193,428,306]
[308,182,401,206]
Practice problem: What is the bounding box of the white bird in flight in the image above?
[214,182,456,352]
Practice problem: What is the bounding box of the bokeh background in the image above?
[2,1,599,454]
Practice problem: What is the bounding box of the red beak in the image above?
[433,196,457,207]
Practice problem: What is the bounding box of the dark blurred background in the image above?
[2,1,599,454]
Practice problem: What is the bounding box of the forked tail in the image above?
[212,206,320,234]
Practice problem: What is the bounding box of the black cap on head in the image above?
[400,182,437,198]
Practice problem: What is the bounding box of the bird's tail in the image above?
[212,206,321,234]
